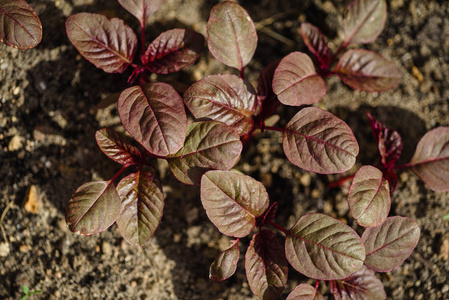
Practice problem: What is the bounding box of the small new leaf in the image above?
[201,170,269,238]
[66,13,138,73]
[210,239,240,282]
[118,0,164,27]
[207,1,257,71]
[116,171,164,246]
[362,216,420,272]
[410,126,449,192]
[245,230,288,300]
[283,107,359,174]
[96,128,141,165]
[66,181,121,235]
[144,28,205,74]
[348,165,390,228]
[0,0,42,49]
[300,23,331,70]
[285,213,365,280]
[184,74,257,135]
[273,52,326,106]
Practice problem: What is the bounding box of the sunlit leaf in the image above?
[348,165,390,228]
[118,82,187,157]
[201,170,269,237]
[184,74,257,135]
[362,216,420,272]
[334,49,401,92]
[210,239,240,282]
[167,121,242,185]
[300,23,331,70]
[116,171,164,246]
[283,107,359,174]
[286,284,325,300]
[207,1,257,71]
[342,0,387,44]
[410,127,449,192]
[285,213,365,280]
[273,52,326,106]
[245,230,288,300]
[66,181,121,235]
[118,0,164,26]
[329,265,386,300]
[144,28,205,74]
[0,0,42,49]
[95,128,141,165]
[66,13,137,73]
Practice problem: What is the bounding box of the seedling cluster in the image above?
[63,0,449,299]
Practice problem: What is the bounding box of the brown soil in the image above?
[1,0,448,299]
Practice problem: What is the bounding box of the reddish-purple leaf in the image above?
[286,284,325,300]
[329,265,386,300]
[285,213,365,280]
[95,128,141,165]
[118,82,187,157]
[348,165,391,228]
[283,107,359,174]
[342,0,387,45]
[66,13,137,73]
[334,49,401,92]
[300,23,331,70]
[207,1,257,71]
[257,60,281,120]
[183,74,257,135]
[144,28,205,74]
[410,127,449,192]
[201,170,269,238]
[210,239,240,282]
[261,202,278,226]
[245,230,288,300]
[65,181,121,235]
[273,52,326,106]
[167,121,242,185]
[367,112,403,170]
[362,216,420,272]
[116,171,164,246]
[118,0,164,26]
[0,0,42,49]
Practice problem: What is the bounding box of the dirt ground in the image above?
[1,0,448,299]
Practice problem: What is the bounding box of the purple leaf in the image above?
[65,181,121,235]
[210,239,240,282]
[183,74,257,135]
[66,13,138,73]
[286,284,325,300]
[362,216,420,272]
[116,171,164,246]
[207,1,257,71]
[283,107,359,174]
[245,230,288,300]
[167,121,242,185]
[144,28,205,74]
[273,52,326,106]
[367,112,403,170]
[0,0,42,49]
[299,23,331,70]
[117,82,187,157]
[348,165,391,228]
[260,202,278,226]
[200,170,269,238]
[342,0,387,45]
[410,127,449,192]
[257,60,281,120]
[118,0,164,26]
[95,128,142,165]
[285,213,365,280]
[329,265,386,300]
[334,49,401,92]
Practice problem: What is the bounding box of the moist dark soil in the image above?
[1,0,449,299]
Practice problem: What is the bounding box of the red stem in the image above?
[327,173,355,188]
[269,221,290,236]
[109,164,132,184]
[264,126,286,133]
[394,162,414,170]
[140,22,146,54]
